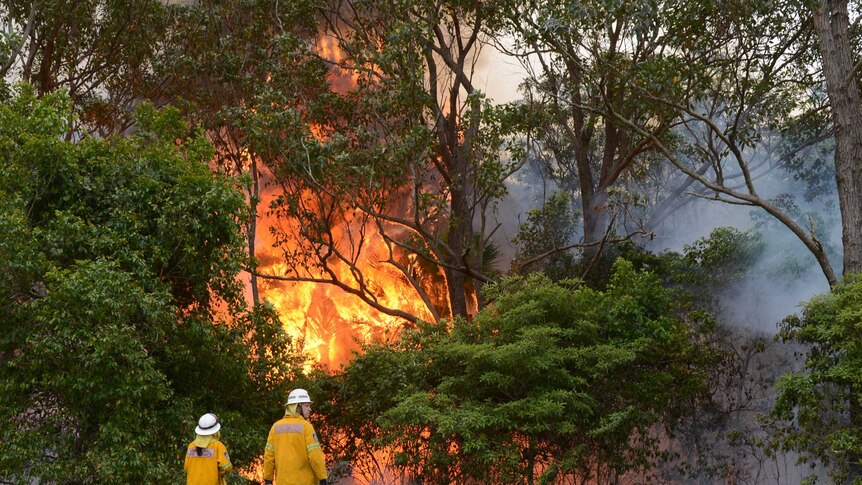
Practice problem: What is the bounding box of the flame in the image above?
[237,29,444,481]
[241,30,441,370]
[254,179,433,369]
[315,34,361,94]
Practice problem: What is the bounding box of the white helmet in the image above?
[195,413,221,435]
[287,388,312,405]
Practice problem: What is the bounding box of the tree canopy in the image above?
[773,275,862,484]
[0,87,301,483]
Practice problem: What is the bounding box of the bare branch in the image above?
[1,0,39,77]
[596,100,838,286]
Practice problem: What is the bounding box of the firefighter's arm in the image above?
[263,426,277,481]
[304,423,328,481]
[216,441,233,476]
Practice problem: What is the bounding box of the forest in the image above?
[2,0,862,484]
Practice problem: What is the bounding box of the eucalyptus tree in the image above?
[624,0,841,284]
[811,0,862,276]
[501,0,842,286]
[495,0,690,250]
[248,0,523,321]
[614,0,862,288]
[641,1,862,480]
[0,0,174,134]
[769,3,862,481]
[154,0,328,307]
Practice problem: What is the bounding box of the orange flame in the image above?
[316,34,361,94]
[254,177,433,369]
[244,31,440,370]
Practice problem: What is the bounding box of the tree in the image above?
[771,276,862,484]
[154,0,326,307]
[0,87,301,483]
[811,0,862,276]
[568,0,843,287]
[1,0,332,309]
[497,0,682,249]
[0,0,176,135]
[249,0,523,322]
[770,4,862,480]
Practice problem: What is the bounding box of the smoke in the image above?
[649,168,839,334]
[472,36,529,104]
[643,148,838,484]
[490,159,561,267]
[471,31,841,333]
[479,106,838,481]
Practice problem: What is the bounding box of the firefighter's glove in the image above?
[319,480,328,485]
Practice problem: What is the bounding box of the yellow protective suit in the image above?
[184,433,233,485]
[263,410,328,485]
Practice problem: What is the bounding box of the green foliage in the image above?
[0,87,301,483]
[512,191,580,280]
[0,0,846,481]
[322,260,714,484]
[304,343,417,483]
[771,275,862,484]
[1,0,177,133]
[675,227,765,291]
[621,227,766,314]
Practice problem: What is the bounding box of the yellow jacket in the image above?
[263,414,327,485]
[184,436,232,485]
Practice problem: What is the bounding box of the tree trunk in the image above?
[813,4,862,482]
[582,188,609,245]
[446,176,472,319]
[248,157,260,306]
[571,101,607,245]
[566,58,606,246]
[813,0,862,276]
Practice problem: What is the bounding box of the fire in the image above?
[315,33,361,94]
[246,30,437,370]
[253,179,433,370]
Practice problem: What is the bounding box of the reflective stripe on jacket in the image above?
[184,440,232,485]
[263,415,327,485]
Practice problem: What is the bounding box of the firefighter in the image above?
[184,413,233,485]
[263,388,328,485]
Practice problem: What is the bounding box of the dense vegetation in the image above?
[312,262,718,484]
[2,0,862,483]
[0,88,301,483]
